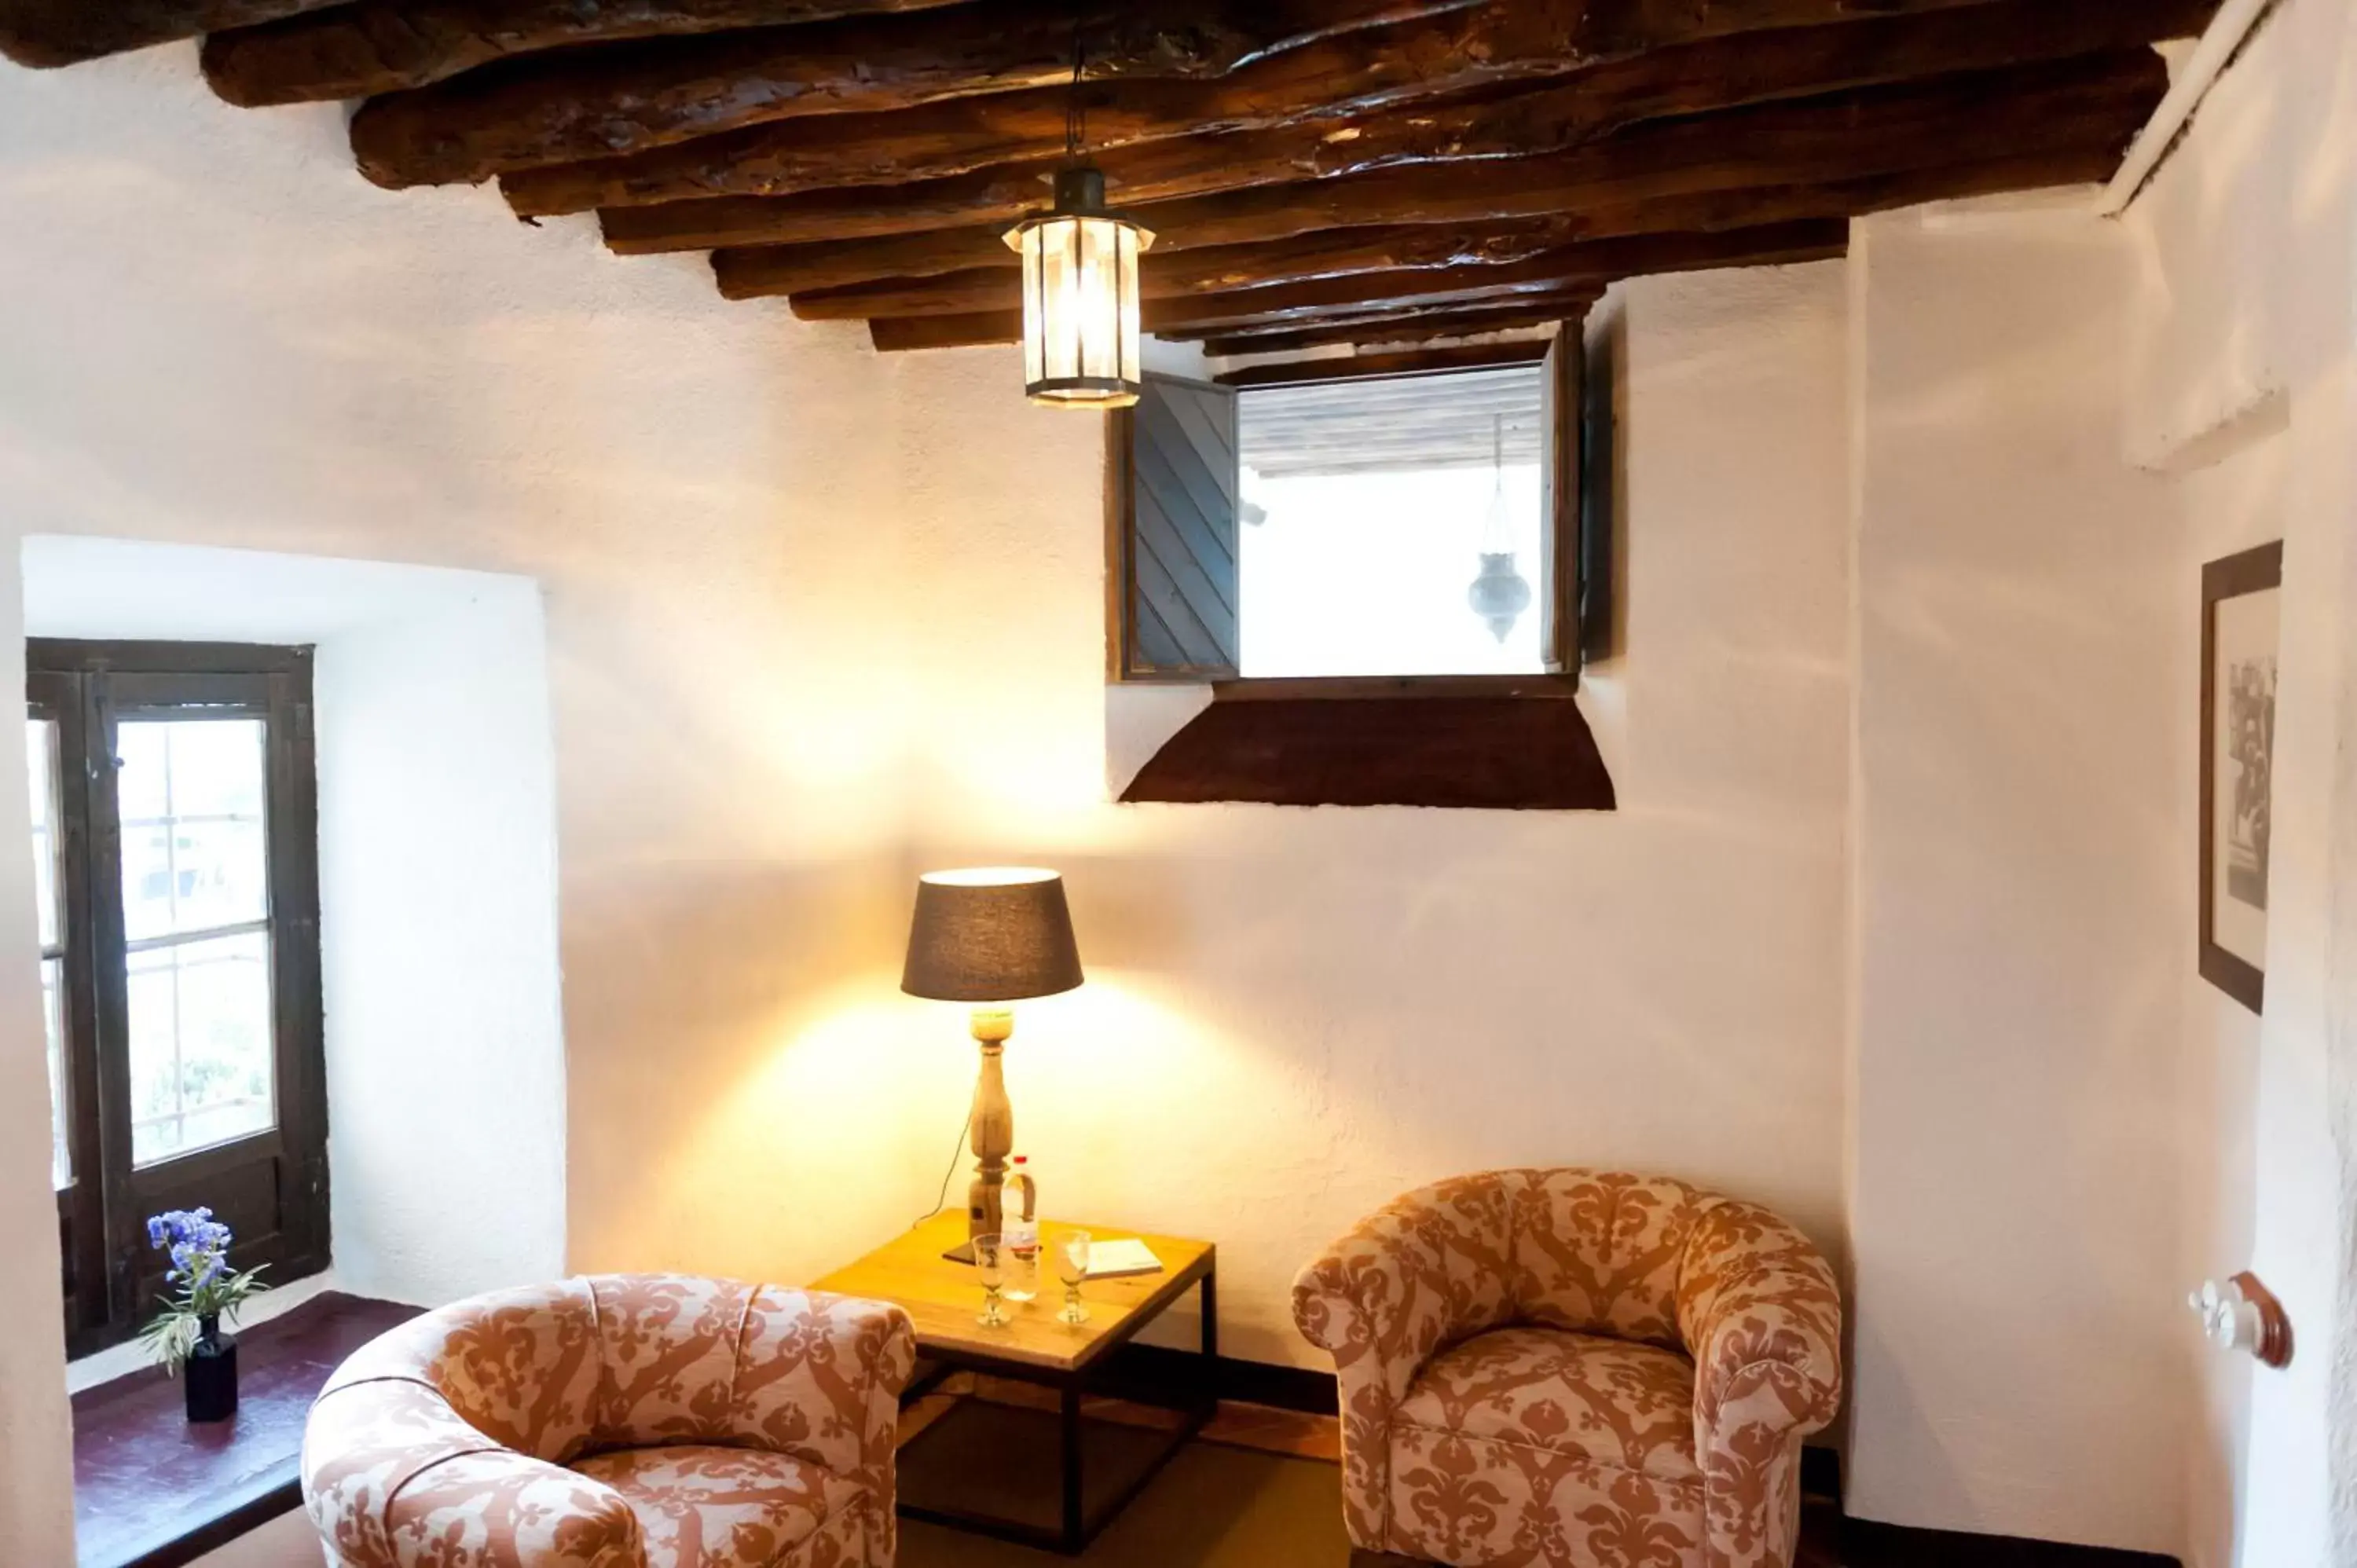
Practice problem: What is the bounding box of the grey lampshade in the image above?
[901,868,1084,1003]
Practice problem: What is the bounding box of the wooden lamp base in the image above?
[944,1007,1014,1266]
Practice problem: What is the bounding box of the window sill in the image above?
[72,1291,418,1568]
[1121,680,1616,810]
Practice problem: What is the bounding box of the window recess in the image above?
[1109,325,1615,810]
[31,640,328,1357]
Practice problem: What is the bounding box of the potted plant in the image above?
[140,1208,268,1423]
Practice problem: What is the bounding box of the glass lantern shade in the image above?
[1006,168,1154,408]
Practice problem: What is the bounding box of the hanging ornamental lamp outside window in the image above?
[1003,29,1153,408]
[1468,413,1534,642]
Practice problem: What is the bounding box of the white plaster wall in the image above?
[883,263,1857,1362]
[2121,2,2357,1562]
[0,49,928,1554]
[312,575,566,1303]
[1845,208,2187,1552]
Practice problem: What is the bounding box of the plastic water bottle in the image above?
[1003,1155,1040,1301]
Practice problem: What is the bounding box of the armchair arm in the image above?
[734,1288,915,1476]
[1292,1177,1514,1552]
[1675,1200,1842,1568]
[304,1378,643,1568]
[733,1287,915,1566]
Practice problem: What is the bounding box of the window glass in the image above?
[119,720,269,944]
[27,717,68,1190]
[1237,365,1547,678]
[127,930,275,1167]
[116,719,275,1167]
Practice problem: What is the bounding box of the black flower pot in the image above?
[185,1316,237,1424]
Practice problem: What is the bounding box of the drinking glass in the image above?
[1056,1230,1091,1326]
[974,1233,1009,1328]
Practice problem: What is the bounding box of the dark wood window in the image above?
[31,640,328,1357]
[1109,327,1604,689]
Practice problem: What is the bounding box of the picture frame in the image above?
[2200,540,2283,1014]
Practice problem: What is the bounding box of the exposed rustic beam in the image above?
[866,222,1846,351]
[1204,297,1609,357]
[1216,341,1553,389]
[0,0,339,67]
[744,220,1598,312]
[346,0,1490,189]
[613,47,2168,258]
[1131,222,1853,339]
[501,0,1589,219]
[716,137,2123,302]
[518,0,2212,219]
[1086,50,2165,255]
[203,0,978,108]
[762,64,2154,321]
[1178,145,2129,348]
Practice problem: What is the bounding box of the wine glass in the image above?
[974,1233,1009,1328]
[1056,1230,1091,1326]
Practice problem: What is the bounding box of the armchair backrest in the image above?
[316,1273,911,1477]
[1505,1169,1717,1350]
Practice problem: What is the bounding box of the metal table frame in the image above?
[896,1260,1218,1555]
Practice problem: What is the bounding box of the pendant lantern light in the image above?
[1003,24,1153,408]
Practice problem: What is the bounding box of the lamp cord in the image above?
[913,1111,973,1229]
[1065,7,1086,163]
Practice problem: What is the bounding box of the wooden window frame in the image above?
[31,639,328,1357]
[1107,322,1604,701]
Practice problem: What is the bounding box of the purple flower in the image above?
[148,1207,234,1288]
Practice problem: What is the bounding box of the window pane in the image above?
[118,720,269,943]
[128,930,274,1167]
[42,957,68,1190]
[1237,365,1548,678]
[27,718,58,954]
[27,718,68,1189]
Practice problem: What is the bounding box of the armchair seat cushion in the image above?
[570,1445,857,1568]
[1396,1326,1699,1485]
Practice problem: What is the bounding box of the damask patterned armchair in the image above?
[1294,1171,1841,1568]
[302,1275,915,1568]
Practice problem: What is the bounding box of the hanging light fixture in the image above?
[1003,22,1153,408]
[1467,413,1534,642]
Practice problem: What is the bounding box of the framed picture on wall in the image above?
[2201,540,2284,1014]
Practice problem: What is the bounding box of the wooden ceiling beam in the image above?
[866,222,1845,351]
[1215,342,1553,388]
[0,0,339,67]
[1084,50,2164,255]
[345,0,1490,189]
[1204,299,1608,357]
[203,0,977,108]
[703,142,2124,300]
[760,60,2154,321]
[617,47,2166,258]
[500,0,1605,219]
[1127,222,1853,339]
[521,0,2212,220]
[758,221,1600,315]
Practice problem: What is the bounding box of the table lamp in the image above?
[902,867,1083,1263]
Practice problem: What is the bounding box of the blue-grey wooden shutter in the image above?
[1116,372,1240,681]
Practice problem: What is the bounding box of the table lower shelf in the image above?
[898,1394,1201,1552]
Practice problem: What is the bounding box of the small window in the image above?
[31,641,328,1356]
[1109,327,1618,811]
[1109,330,1596,687]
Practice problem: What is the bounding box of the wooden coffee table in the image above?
[817,1211,1216,1555]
